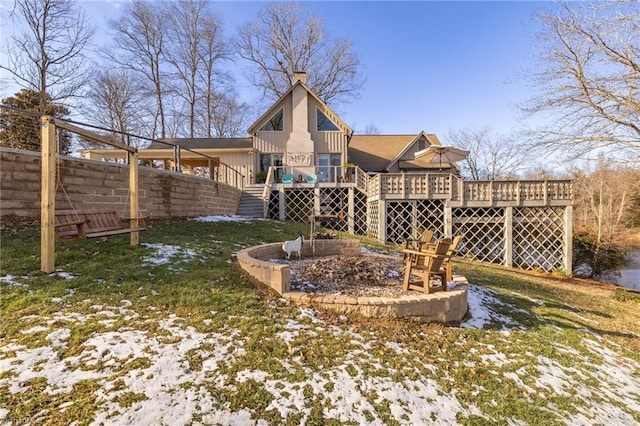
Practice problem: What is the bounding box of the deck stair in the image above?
[236,184,266,218]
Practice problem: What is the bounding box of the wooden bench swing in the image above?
[54,210,148,242]
[40,116,146,272]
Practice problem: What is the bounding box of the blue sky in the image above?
[0,0,552,142]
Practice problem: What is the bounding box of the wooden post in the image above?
[444,205,453,239]
[379,200,387,243]
[504,206,513,267]
[129,151,140,246]
[279,187,286,221]
[563,205,573,275]
[40,116,56,273]
[347,187,355,234]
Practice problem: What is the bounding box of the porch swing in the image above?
[41,116,147,272]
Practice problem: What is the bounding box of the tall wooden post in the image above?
[279,188,286,221]
[504,206,513,267]
[379,200,387,243]
[444,205,453,239]
[129,151,140,246]
[563,205,573,275]
[347,188,355,234]
[40,116,56,273]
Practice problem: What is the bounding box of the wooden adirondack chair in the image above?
[443,235,462,282]
[402,230,434,261]
[402,238,451,294]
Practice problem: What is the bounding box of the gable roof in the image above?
[146,138,252,151]
[247,80,353,136]
[347,132,442,172]
[384,131,441,171]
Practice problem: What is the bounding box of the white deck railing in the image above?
[367,173,572,205]
[265,167,572,206]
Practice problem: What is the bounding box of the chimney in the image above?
[288,72,314,156]
[292,71,307,85]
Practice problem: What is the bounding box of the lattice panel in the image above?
[513,207,565,271]
[354,191,368,235]
[453,208,505,264]
[318,188,349,232]
[285,189,314,223]
[367,200,380,240]
[416,200,445,240]
[267,191,279,219]
[386,201,417,244]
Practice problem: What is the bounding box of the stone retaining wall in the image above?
[0,148,241,226]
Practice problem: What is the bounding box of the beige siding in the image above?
[309,97,348,159]
[399,136,428,160]
[218,152,255,186]
[253,96,292,153]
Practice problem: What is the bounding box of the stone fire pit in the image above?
[235,239,468,324]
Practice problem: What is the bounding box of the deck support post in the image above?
[279,188,286,221]
[40,116,56,273]
[504,206,513,267]
[563,205,573,275]
[379,200,387,243]
[347,188,355,234]
[444,205,453,239]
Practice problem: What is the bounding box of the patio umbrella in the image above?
[416,145,470,171]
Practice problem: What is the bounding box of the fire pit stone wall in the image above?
[235,239,360,294]
[236,239,468,325]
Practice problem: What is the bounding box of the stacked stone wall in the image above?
[0,148,241,226]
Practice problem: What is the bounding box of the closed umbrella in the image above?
[416,145,470,171]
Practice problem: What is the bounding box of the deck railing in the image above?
[369,173,456,200]
[368,173,572,205]
[264,168,571,205]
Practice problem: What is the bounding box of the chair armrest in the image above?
[55,219,86,228]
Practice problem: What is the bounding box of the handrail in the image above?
[262,166,275,201]
[366,173,572,203]
[149,139,244,189]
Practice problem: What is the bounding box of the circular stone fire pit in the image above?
[235,239,468,324]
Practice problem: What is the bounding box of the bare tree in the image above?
[234,2,364,106]
[164,0,231,138]
[0,0,95,113]
[84,69,151,149]
[571,160,640,277]
[205,92,251,137]
[573,161,639,246]
[359,123,381,135]
[524,1,640,162]
[108,0,168,138]
[196,7,233,138]
[447,126,528,180]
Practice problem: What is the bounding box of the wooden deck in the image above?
[260,167,573,273]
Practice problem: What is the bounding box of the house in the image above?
[80,72,573,274]
[81,72,460,184]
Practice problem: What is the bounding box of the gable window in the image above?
[317,109,339,131]
[416,137,427,152]
[260,108,283,131]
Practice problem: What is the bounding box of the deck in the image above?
[258,167,573,273]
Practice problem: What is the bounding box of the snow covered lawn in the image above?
[1,216,639,425]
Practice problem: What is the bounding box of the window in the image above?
[259,153,284,182]
[260,109,283,131]
[317,109,339,131]
[416,137,427,152]
[317,153,342,182]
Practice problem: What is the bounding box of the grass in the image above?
[1,217,639,425]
